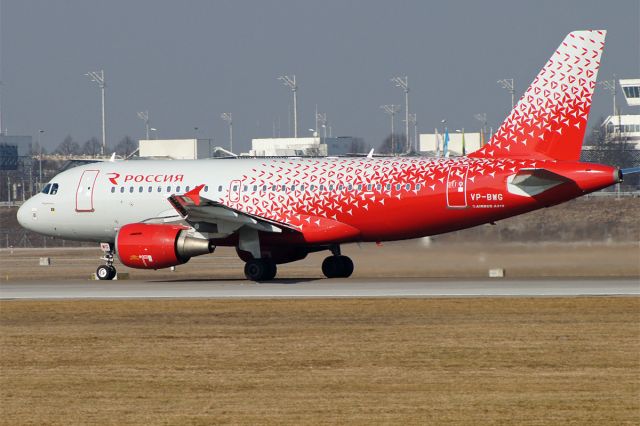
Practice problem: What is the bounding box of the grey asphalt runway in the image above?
[1,278,638,300]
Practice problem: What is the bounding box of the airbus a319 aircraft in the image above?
[17,30,639,281]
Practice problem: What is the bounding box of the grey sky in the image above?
[1,0,638,152]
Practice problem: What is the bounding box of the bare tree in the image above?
[54,135,81,156]
[114,136,137,158]
[82,137,102,156]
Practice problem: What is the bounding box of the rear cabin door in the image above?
[76,170,100,212]
[446,163,468,208]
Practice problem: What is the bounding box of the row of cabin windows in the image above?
[110,183,422,194]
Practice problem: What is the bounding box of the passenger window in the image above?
[243,185,248,192]
[291,185,295,191]
[233,185,238,192]
[348,184,353,191]
[139,186,143,193]
[357,184,362,191]
[271,185,277,191]
[41,183,51,194]
[319,185,324,191]
[176,186,181,192]
[148,186,152,192]
[376,184,382,190]
[262,185,267,192]
[129,187,134,193]
[157,187,162,193]
[186,186,190,192]
[416,183,421,190]
[218,185,223,192]
[328,184,334,191]
[111,187,115,193]
[204,185,209,192]
[386,183,391,190]
[310,185,315,191]
[300,185,305,191]
[405,183,411,190]
[50,183,59,195]
[167,186,172,192]
[367,184,372,191]
[339,184,344,190]
[120,187,125,193]
[253,185,257,192]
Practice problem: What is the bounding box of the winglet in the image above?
[367,148,374,159]
[183,184,205,206]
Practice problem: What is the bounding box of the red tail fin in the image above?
[470,30,606,161]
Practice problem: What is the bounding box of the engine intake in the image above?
[116,223,214,269]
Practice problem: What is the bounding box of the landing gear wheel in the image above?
[96,265,115,280]
[244,259,277,281]
[107,265,117,280]
[322,255,354,278]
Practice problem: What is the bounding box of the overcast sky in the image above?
[1,0,638,152]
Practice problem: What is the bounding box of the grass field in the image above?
[1,297,638,425]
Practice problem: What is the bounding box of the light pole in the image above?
[278,75,298,138]
[408,113,417,153]
[137,111,150,139]
[221,113,233,153]
[599,75,619,135]
[37,130,44,184]
[497,78,515,110]
[474,113,487,145]
[391,76,410,152]
[316,112,327,138]
[381,104,401,154]
[85,70,106,155]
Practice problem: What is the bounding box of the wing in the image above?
[166,184,361,244]
[167,185,293,234]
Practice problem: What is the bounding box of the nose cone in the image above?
[17,200,31,229]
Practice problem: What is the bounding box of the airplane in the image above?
[16,30,639,281]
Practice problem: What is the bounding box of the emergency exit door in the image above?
[76,170,100,212]
[446,163,468,208]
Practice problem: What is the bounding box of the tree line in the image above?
[31,136,138,158]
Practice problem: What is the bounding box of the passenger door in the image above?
[76,170,100,212]
[446,163,468,208]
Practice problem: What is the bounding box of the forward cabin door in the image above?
[446,163,468,208]
[76,170,100,212]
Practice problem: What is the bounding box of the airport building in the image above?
[138,139,214,160]
[418,132,482,156]
[248,136,357,157]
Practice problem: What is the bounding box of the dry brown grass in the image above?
[1,298,639,425]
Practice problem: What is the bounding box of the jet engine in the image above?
[116,223,214,269]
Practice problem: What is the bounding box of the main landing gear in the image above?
[321,245,354,278]
[244,258,277,281]
[97,243,117,280]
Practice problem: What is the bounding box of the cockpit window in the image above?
[50,183,59,195]
[41,183,51,194]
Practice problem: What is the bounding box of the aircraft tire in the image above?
[96,265,114,280]
[244,259,276,281]
[337,255,354,278]
[107,265,117,280]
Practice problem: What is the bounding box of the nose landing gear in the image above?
[97,243,117,280]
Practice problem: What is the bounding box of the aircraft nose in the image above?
[16,200,31,229]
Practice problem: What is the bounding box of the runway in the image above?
[1,278,638,300]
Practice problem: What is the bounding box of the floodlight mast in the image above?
[221,112,233,153]
[599,75,620,136]
[497,78,515,110]
[278,75,298,138]
[391,76,410,152]
[381,104,401,154]
[137,111,150,139]
[85,70,106,155]
[408,113,417,153]
[316,112,327,138]
[474,113,487,145]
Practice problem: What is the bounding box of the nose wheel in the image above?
[97,243,117,280]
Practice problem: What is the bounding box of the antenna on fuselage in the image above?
[109,152,116,162]
[366,148,374,159]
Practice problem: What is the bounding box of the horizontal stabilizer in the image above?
[507,168,572,197]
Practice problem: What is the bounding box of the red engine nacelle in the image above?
[116,223,214,269]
